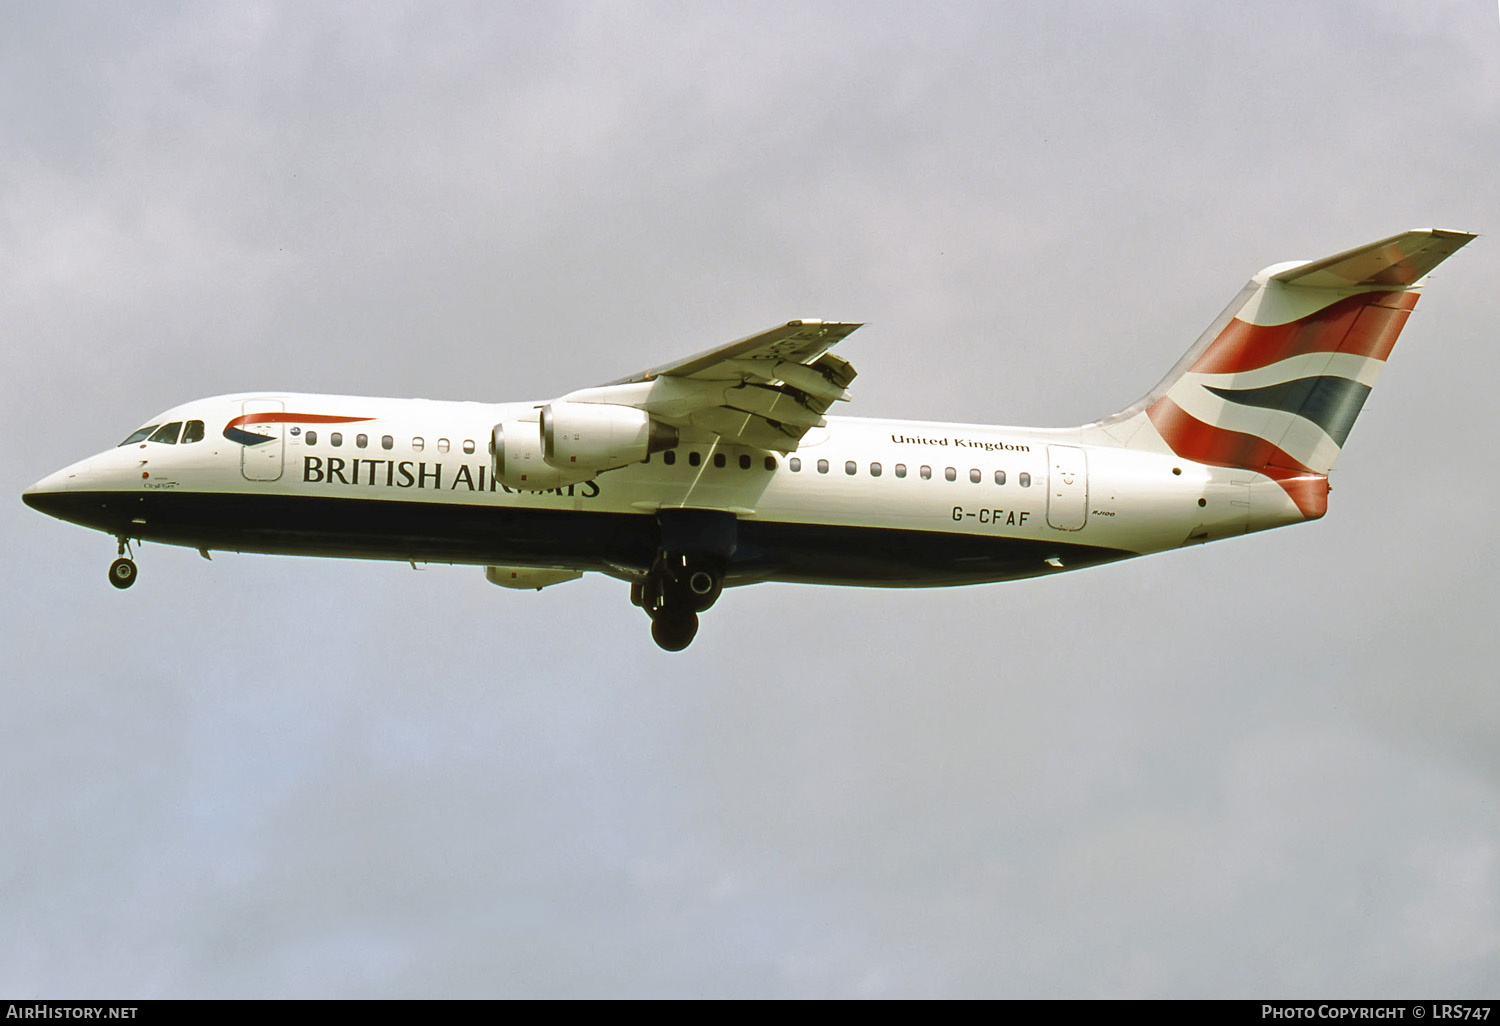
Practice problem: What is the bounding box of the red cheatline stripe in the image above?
[1146,398,1327,518]
[225,413,376,428]
[1189,290,1418,375]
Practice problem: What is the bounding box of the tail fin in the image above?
[1092,229,1474,516]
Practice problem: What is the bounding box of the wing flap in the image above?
[687,407,802,450]
[721,383,827,429]
[576,319,862,452]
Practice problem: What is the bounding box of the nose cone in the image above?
[22,459,94,520]
[24,471,70,517]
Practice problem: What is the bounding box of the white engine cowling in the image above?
[541,402,677,471]
[485,566,582,590]
[492,420,597,490]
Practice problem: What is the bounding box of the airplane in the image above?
[22,229,1474,651]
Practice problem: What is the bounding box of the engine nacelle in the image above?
[492,420,597,490]
[485,566,582,590]
[541,401,677,472]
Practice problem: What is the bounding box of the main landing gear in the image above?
[636,554,722,651]
[634,509,736,652]
[109,536,137,590]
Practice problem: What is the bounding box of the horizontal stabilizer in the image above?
[1268,228,1476,288]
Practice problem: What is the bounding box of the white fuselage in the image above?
[24,231,1470,648]
[25,391,1282,589]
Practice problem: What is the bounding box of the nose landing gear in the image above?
[109,558,138,589]
[109,536,138,590]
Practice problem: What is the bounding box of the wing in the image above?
[562,319,862,452]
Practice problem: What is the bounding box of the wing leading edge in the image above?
[563,319,862,452]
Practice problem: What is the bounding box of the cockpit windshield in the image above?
[117,419,206,447]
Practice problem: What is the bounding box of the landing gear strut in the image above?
[639,508,736,652]
[109,536,137,590]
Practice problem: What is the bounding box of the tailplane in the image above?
[1092,229,1475,517]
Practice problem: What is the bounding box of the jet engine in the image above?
[491,403,677,490]
[492,420,595,490]
[541,402,677,472]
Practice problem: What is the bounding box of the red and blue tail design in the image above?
[1096,229,1474,519]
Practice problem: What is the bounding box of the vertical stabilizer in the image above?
[1091,229,1474,518]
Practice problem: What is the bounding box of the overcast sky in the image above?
[5,0,1500,998]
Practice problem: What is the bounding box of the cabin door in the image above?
[239,399,285,482]
[1046,445,1087,531]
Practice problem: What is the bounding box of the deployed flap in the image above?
[566,320,862,452]
[1268,228,1476,288]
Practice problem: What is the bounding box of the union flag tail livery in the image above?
[23,229,1475,649]
[1090,229,1474,526]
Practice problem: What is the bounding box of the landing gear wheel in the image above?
[650,610,698,652]
[109,557,137,590]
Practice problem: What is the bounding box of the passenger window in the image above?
[382,435,393,450]
[764,456,777,471]
[663,450,676,466]
[870,462,882,477]
[356,433,368,449]
[845,461,857,476]
[713,453,726,468]
[331,432,343,447]
[119,425,159,447]
[944,467,956,482]
[305,430,318,446]
[689,451,701,467]
[1019,472,1031,487]
[995,470,1006,485]
[895,464,906,478]
[920,465,932,480]
[463,439,475,454]
[789,457,801,472]
[817,459,829,474]
[149,422,182,445]
[181,420,205,444]
[413,437,425,452]
[970,469,981,484]
[740,454,751,470]
[437,438,450,453]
